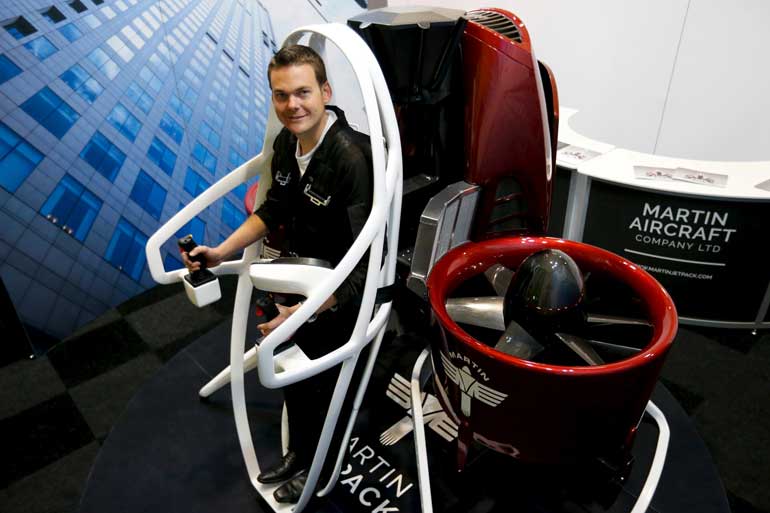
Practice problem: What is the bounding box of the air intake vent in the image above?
[465,10,523,43]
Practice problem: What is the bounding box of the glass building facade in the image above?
[0,0,276,339]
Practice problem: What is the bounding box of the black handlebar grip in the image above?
[177,234,207,270]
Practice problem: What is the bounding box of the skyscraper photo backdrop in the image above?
[0,0,365,344]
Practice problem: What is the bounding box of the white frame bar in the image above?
[145,22,402,513]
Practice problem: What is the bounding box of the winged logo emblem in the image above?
[380,373,458,446]
[440,352,508,416]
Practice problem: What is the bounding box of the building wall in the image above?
[0,0,277,338]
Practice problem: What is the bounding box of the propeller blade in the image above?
[446,297,505,330]
[484,264,515,296]
[494,320,545,359]
[565,336,642,358]
[555,333,605,366]
[585,314,651,327]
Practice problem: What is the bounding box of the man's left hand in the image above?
[257,303,301,337]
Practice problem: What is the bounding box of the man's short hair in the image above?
[267,44,328,88]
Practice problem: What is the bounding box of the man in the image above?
[182,45,373,503]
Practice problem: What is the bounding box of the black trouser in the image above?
[284,304,363,470]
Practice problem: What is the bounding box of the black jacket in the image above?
[254,106,373,309]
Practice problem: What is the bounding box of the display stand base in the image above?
[78,325,729,513]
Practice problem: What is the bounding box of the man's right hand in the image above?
[181,245,224,272]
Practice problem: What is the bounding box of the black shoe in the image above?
[257,451,299,484]
[273,469,308,504]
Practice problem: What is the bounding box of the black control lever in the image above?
[177,235,217,287]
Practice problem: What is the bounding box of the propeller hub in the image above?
[504,249,585,330]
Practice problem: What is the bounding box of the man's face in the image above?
[270,63,331,140]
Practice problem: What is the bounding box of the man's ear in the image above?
[322,81,332,103]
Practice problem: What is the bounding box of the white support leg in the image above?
[630,400,670,513]
[198,346,259,398]
[410,348,434,513]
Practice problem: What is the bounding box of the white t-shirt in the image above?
[295,110,338,177]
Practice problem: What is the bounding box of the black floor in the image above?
[0,277,768,513]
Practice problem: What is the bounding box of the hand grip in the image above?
[177,234,207,270]
[178,235,216,287]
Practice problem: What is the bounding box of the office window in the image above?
[130,170,166,219]
[205,105,224,129]
[188,57,207,77]
[192,141,217,174]
[199,121,220,149]
[133,18,152,39]
[40,174,102,241]
[4,17,37,39]
[121,25,144,49]
[182,68,201,89]
[221,198,245,230]
[24,36,58,61]
[21,87,80,139]
[159,112,183,144]
[175,208,205,243]
[178,80,198,104]
[58,22,83,42]
[229,148,245,168]
[164,252,183,271]
[168,94,192,122]
[101,6,116,19]
[157,41,174,62]
[88,48,119,80]
[126,82,153,114]
[92,0,105,4]
[165,35,184,57]
[0,55,22,84]
[208,93,226,113]
[142,10,160,31]
[147,137,177,175]
[42,7,67,24]
[139,66,162,94]
[210,79,225,96]
[60,64,103,103]
[80,131,126,181]
[69,0,88,13]
[232,183,246,201]
[148,53,170,77]
[106,35,134,62]
[183,167,209,197]
[107,103,142,142]
[0,122,44,193]
[105,218,147,281]
[233,115,248,134]
[82,14,101,29]
[232,132,248,155]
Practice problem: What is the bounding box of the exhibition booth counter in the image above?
[553,109,770,329]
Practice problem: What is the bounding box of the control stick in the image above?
[177,234,221,306]
[178,235,216,285]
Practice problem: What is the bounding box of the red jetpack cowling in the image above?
[462,9,559,239]
[348,7,558,250]
[427,237,677,468]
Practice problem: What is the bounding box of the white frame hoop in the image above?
[146,23,402,513]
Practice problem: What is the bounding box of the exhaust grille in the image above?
[466,10,523,43]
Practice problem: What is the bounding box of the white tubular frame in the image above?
[145,23,402,513]
[409,348,670,513]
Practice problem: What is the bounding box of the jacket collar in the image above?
[286,105,348,164]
